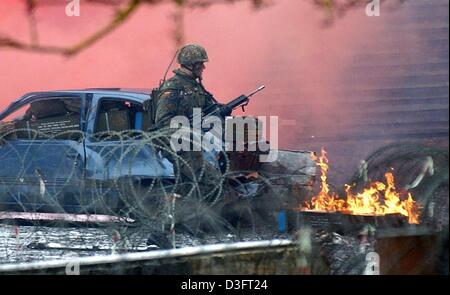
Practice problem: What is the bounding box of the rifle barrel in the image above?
[247,85,265,98]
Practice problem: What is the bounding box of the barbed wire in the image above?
[0,127,447,274]
[0,126,316,264]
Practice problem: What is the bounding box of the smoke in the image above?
[2,1,438,180]
[1,1,377,136]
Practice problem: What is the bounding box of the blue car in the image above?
[0,88,316,224]
[0,89,177,215]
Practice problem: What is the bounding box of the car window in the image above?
[0,97,82,141]
[93,98,151,141]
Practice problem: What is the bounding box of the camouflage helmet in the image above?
[177,44,209,67]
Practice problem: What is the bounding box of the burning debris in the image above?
[302,148,421,224]
[317,231,374,275]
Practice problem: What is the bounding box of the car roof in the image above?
[18,88,152,105]
[50,88,151,99]
[0,88,152,120]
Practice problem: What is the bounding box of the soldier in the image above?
[155,44,230,124]
[154,44,230,204]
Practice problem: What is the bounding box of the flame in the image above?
[307,150,345,212]
[303,148,421,224]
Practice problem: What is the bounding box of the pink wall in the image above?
[0,0,386,147]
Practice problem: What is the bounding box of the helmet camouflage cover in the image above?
[177,44,209,67]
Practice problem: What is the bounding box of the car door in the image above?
[83,93,174,215]
[0,93,87,213]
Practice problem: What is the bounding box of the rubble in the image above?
[316,231,373,275]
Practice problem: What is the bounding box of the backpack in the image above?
[143,87,162,128]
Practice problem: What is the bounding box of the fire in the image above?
[303,148,421,224]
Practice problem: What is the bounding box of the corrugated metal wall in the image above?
[288,0,449,185]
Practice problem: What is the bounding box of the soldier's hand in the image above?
[219,104,232,117]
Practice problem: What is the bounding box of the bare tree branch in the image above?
[172,2,185,47]
[1,0,402,56]
[64,0,141,56]
[1,0,268,57]
[26,0,39,45]
[0,0,142,56]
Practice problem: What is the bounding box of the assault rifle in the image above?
[191,85,265,122]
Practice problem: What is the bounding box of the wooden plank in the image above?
[295,125,449,141]
[294,131,449,144]
[0,239,328,275]
[341,74,449,86]
[0,211,134,224]
[260,109,449,126]
[348,62,448,73]
[376,235,440,275]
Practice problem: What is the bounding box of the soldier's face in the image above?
[193,62,206,79]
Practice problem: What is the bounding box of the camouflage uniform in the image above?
[155,69,219,124]
[154,46,224,203]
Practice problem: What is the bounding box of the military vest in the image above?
[148,70,217,124]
